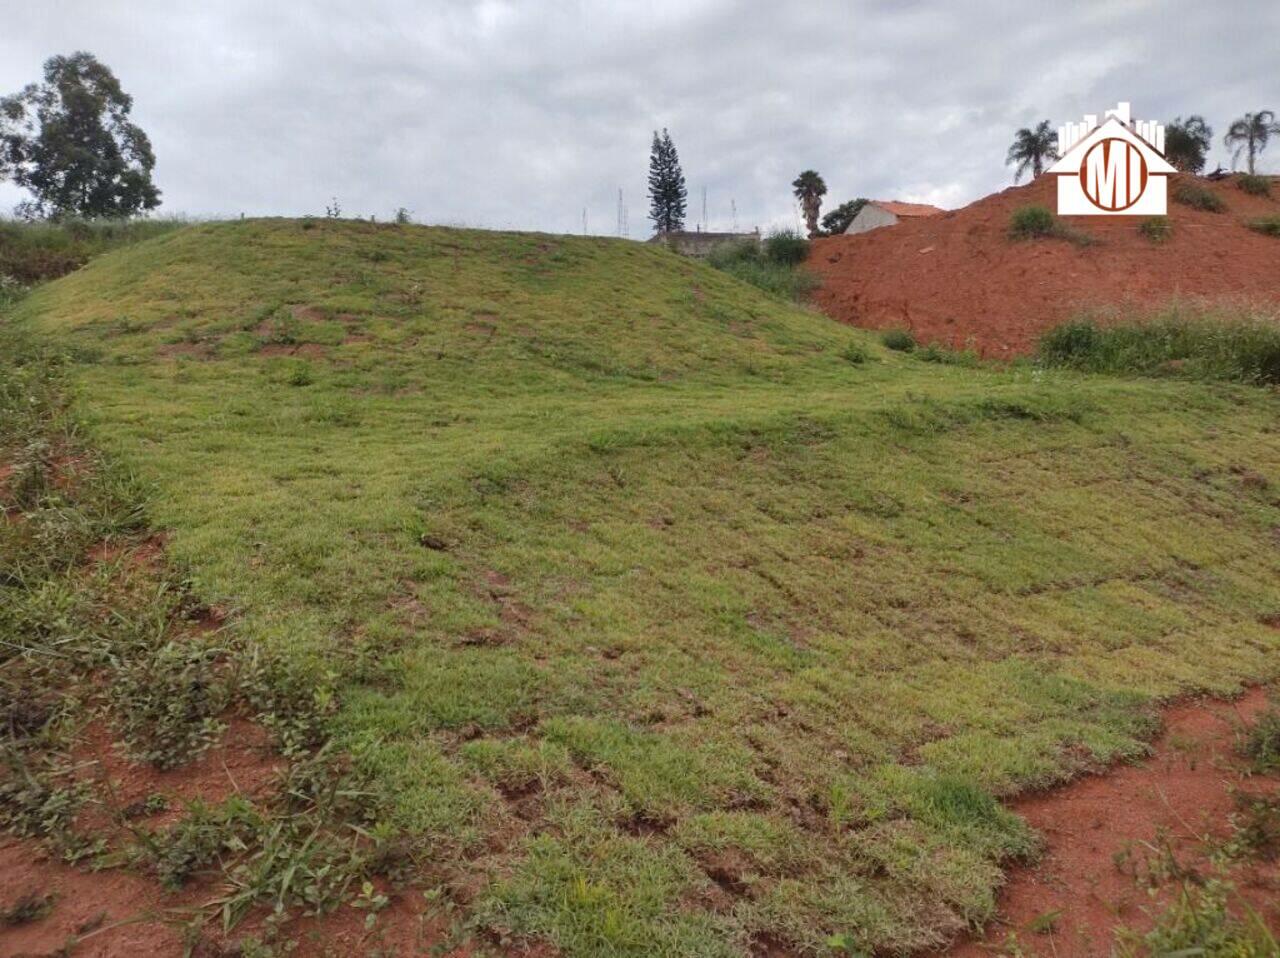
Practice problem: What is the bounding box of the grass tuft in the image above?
[1239,705,1280,773]
[1246,215,1280,238]
[1172,183,1226,212]
[1138,216,1172,244]
[1008,205,1095,245]
[1237,174,1272,197]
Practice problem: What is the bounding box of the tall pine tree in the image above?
[647,129,687,234]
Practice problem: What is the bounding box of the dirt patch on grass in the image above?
[948,686,1280,957]
[0,713,469,957]
[810,174,1280,356]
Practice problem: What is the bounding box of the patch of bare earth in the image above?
[946,686,1280,957]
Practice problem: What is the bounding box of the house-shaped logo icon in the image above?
[1047,102,1175,215]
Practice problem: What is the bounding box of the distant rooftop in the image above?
[869,201,945,218]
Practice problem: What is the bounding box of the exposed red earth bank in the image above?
[809,173,1280,356]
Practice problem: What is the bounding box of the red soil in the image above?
[810,174,1280,356]
[948,686,1280,957]
[0,716,465,957]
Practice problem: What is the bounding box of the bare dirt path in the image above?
[948,686,1280,957]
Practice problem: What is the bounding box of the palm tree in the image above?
[1006,120,1059,183]
[1224,110,1280,174]
[792,170,827,238]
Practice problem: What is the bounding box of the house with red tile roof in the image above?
[843,200,944,235]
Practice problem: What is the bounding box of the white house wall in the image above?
[844,205,900,235]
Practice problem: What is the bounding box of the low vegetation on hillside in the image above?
[0,216,184,285]
[705,229,818,302]
[3,220,1279,955]
[1038,306,1280,385]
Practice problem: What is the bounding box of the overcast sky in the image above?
[3,1,1277,234]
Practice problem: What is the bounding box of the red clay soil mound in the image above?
[809,174,1280,356]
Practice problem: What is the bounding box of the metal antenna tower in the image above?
[701,186,708,231]
[731,198,738,232]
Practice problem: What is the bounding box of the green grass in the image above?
[1237,174,1272,197]
[1138,216,1172,244]
[1246,215,1280,238]
[5,219,1280,955]
[1172,182,1227,213]
[0,216,186,284]
[705,232,818,302]
[1038,306,1280,385]
[1008,205,1095,246]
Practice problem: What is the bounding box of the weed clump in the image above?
[1237,173,1272,197]
[705,230,818,302]
[1139,216,1172,243]
[881,329,916,352]
[1239,705,1280,773]
[840,342,869,365]
[916,343,980,366]
[1246,215,1280,238]
[1172,183,1226,212]
[110,642,228,770]
[1008,205,1056,239]
[0,891,55,927]
[1008,205,1095,245]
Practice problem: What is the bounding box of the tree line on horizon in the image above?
[1006,110,1280,182]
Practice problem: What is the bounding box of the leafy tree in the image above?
[647,129,687,234]
[792,170,827,238]
[820,198,868,235]
[0,52,160,220]
[1005,120,1058,183]
[1224,110,1280,174]
[1163,116,1213,174]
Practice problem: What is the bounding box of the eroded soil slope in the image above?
[810,174,1280,355]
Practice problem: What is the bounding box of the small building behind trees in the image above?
[843,201,943,235]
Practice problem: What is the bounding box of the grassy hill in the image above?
[6,219,1280,955]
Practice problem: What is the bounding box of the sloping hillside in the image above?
[6,220,1280,956]
[810,174,1280,355]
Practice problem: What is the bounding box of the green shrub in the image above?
[705,234,817,302]
[1008,205,1095,246]
[1172,183,1226,212]
[881,329,916,352]
[1008,205,1057,239]
[1246,216,1280,237]
[1139,217,1172,243]
[840,342,869,365]
[1237,173,1271,197]
[1240,706,1280,773]
[1037,308,1280,385]
[762,229,809,266]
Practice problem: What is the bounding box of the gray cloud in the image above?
[2,0,1277,233]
